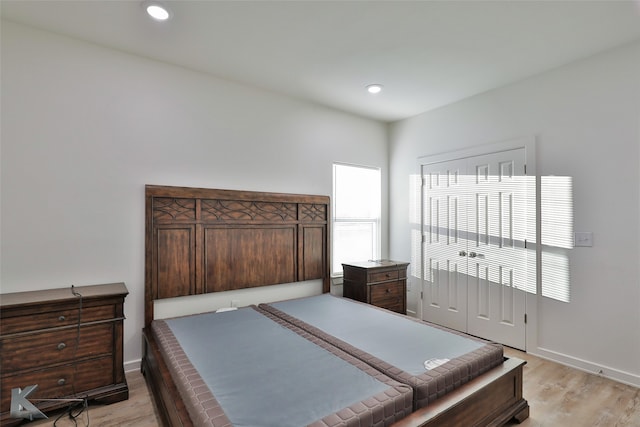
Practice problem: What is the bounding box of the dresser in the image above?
[0,283,128,425]
[342,260,409,314]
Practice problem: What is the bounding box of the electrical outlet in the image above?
[574,232,593,247]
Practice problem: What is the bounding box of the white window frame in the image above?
[332,162,381,276]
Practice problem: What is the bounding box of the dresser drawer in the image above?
[369,281,403,302]
[1,323,114,373]
[1,305,116,336]
[375,299,404,313]
[370,281,405,314]
[369,269,399,283]
[0,355,114,413]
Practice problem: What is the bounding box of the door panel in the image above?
[466,149,526,349]
[422,159,467,332]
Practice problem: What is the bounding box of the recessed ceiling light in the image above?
[143,1,171,21]
[366,84,383,94]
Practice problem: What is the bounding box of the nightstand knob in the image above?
[386,288,391,293]
[58,315,66,321]
[57,378,66,386]
[57,342,67,350]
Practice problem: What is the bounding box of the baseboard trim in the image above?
[124,358,141,373]
[531,347,640,388]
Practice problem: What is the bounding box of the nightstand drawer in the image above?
[0,355,114,413]
[375,299,404,313]
[1,323,114,372]
[1,305,116,335]
[369,270,399,283]
[369,281,403,302]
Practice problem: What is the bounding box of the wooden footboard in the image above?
[391,357,529,427]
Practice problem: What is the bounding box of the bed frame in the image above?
[141,185,529,426]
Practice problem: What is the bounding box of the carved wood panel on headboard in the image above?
[145,185,330,327]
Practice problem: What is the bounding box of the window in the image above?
[332,163,381,275]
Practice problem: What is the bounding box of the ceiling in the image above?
[3,1,640,123]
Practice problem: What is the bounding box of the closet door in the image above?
[466,149,527,349]
[421,159,468,332]
[420,148,528,350]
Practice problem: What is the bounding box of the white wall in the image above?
[389,41,640,386]
[0,21,389,367]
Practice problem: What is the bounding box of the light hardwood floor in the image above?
[23,348,640,426]
[503,348,640,427]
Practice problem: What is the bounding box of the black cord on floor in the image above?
[52,398,89,427]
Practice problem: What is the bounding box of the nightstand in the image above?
[0,282,129,425]
[342,260,409,314]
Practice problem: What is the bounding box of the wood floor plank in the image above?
[19,349,640,426]
[504,348,640,427]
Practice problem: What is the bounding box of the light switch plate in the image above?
[574,232,593,247]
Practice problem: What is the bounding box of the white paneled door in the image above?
[421,159,468,333]
[421,149,527,350]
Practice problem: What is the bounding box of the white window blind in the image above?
[332,163,381,274]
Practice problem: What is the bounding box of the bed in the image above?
[141,185,529,427]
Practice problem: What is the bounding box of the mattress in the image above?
[259,294,504,410]
[151,306,413,427]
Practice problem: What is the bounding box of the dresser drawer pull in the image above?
[57,378,66,386]
[386,288,391,293]
[57,342,67,350]
[58,315,66,321]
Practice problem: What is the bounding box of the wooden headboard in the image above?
[144,185,330,327]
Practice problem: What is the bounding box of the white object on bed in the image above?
[424,358,450,370]
[215,307,238,313]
